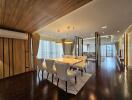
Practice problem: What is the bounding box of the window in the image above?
[101,44,116,57]
[37,40,63,59]
[101,45,106,57]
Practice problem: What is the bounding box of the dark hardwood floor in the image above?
[0,57,132,100]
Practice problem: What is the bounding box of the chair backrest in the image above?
[55,62,70,81]
[37,58,44,69]
[82,56,87,61]
[45,59,55,73]
[77,56,87,60]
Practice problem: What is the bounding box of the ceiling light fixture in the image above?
[56,26,74,44]
[64,26,74,44]
[64,40,73,44]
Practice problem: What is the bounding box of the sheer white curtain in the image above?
[37,40,63,59]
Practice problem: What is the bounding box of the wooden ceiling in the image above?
[0,0,91,33]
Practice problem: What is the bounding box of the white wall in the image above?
[118,35,124,59]
[128,31,132,69]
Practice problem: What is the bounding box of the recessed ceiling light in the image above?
[117,30,120,33]
[101,25,107,29]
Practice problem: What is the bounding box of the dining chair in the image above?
[55,61,77,92]
[37,58,46,77]
[74,56,87,76]
[45,59,56,83]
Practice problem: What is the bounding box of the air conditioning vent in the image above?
[0,29,28,40]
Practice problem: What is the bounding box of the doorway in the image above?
[101,44,115,57]
[106,45,113,57]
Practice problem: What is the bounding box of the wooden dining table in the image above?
[52,58,83,65]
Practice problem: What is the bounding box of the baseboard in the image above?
[0,70,34,81]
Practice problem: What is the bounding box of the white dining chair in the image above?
[75,56,87,76]
[55,61,77,92]
[37,58,46,77]
[45,59,56,83]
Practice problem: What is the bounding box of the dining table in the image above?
[52,57,83,66]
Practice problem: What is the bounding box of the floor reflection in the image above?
[0,57,132,100]
[123,67,129,98]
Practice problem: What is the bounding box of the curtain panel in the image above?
[32,33,40,69]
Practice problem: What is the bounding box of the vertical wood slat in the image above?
[3,38,5,77]
[12,39,14,75]
[4,38,9,78]
[8,38,10,76]
[25,39,28,72]
[25,40,27,72]
[0,38,3,79]
[28,34,31,70]
[9,39,13,76]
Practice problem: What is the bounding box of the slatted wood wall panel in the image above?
[13,39,25,75]
[0,35,31,79]
[0,38,3,79]
[4,38,9,77]
[9,39,13,76]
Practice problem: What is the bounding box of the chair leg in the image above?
[42,70,44,79]
[65,81,67,92]
[38,69,40,76]
[81,69,83,76]
[38,70,40,81]
[84,68,86,72]
[47,72,49,79]
[73,68,77,71]
[57,78,59,86]
[38,75,41,82]
[75,76,77,84]
[52,74,54,83]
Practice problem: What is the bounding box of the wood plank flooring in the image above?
[0,57,132,100]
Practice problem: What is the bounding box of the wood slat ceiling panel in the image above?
[0,0,91,33]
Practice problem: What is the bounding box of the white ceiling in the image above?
[36,0,132,41]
